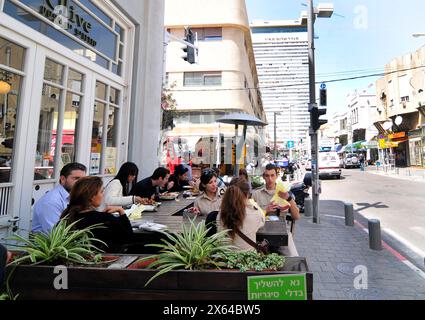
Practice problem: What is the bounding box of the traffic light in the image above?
[182,28,195,64]
[310,106,327,131]
[319,88,327,106]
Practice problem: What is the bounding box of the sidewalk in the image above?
[365,165,425,183]
[294,200,425,300]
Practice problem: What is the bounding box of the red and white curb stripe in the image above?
[354,220,425,281]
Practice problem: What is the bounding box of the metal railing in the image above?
[0,185,12,217]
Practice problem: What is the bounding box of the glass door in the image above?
[34,58,85,181]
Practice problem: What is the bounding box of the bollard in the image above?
[368,219,382,250]
[304,198,312,217]
[344,202,354,226]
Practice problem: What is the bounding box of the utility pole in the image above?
[307,0,333,224]
[308,0,320,224]
[274,111,281,159]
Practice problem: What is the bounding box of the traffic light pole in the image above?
[308,0,320,224]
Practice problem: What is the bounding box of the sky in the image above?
[245,0,425,117]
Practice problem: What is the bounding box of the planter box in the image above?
[6,256,313,300]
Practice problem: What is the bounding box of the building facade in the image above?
[163,0,266,174]
[250,19,309,154]
[375,45,425,167]
[0,0,164,240]
[346,88,378,161]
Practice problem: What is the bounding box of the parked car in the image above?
[342,153,360,169]
[319,151,341,179]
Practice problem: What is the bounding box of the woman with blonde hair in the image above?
[217,177,265,251]
[60,176,134,253]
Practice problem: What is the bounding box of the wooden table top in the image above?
[131,193,288,246]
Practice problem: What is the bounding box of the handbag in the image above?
[235,228,270,254]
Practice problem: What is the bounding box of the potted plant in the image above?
[137,218,235,286]
[223,250,285,272]
[7,219,108,266]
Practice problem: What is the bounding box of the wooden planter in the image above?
[6,256,313,300]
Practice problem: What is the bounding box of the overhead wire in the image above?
[167,65,425,92]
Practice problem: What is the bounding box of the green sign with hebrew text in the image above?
[247,273,307,300]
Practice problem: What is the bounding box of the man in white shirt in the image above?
[32,163,87,234]
[252,164,300,256]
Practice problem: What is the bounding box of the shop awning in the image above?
[339,141,366,153]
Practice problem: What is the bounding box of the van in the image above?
[318,151,341,179]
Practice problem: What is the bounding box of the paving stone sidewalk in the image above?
[365,166,425,184]
[294,200,425,300]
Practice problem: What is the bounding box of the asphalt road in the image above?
[319,168,425,260]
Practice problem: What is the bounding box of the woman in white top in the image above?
[103,162,143,207]
[217,177,265,252]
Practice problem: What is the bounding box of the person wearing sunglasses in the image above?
[192,169,222,216]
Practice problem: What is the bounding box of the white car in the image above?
[342,153,360,169]
[319,151,341,179]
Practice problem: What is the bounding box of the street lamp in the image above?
[412,33,425,38]
[308,0,333,224]
[274,111,281,159]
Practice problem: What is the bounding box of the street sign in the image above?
[287,140,295,149]
[320,83,326,90]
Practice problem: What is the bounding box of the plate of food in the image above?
[159,192,179,200]
[140,198,159,206]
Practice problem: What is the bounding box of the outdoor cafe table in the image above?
[131,194,288,247]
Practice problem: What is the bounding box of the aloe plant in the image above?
[140,219,235,286]
[7,219,106,266]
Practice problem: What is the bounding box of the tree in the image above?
[161,82,177,130]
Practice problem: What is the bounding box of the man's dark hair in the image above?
[151,167,170,180]
[264,163,278,175]
[60,162,87,178]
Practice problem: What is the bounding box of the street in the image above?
[319,167,425,261]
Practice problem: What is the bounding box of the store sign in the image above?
[39,0,96,47]
[388,132,406,139]
[247,274,307,301]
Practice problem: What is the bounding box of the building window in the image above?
[184,72,222,86]
[34,59,84,180]
[90,81,120,175]
[0,37,25,183]
[191,28,222,41]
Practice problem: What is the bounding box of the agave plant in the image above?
[140,219,235,286]
[7,219,106,266]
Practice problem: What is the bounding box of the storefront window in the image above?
[0,37,25,184]
[44,59,64,85]
[68,69,84,92]
[35,59,84,180]
[90,81,120,175]
[0,37,25,71]
[34,84,61,180]
[0,72,23,183]
[90,101,105,175]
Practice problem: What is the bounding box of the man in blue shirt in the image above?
[32,162,87,234]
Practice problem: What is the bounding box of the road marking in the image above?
[382,228,425,259]
[354,220,425,281]
[410,226,425,237]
